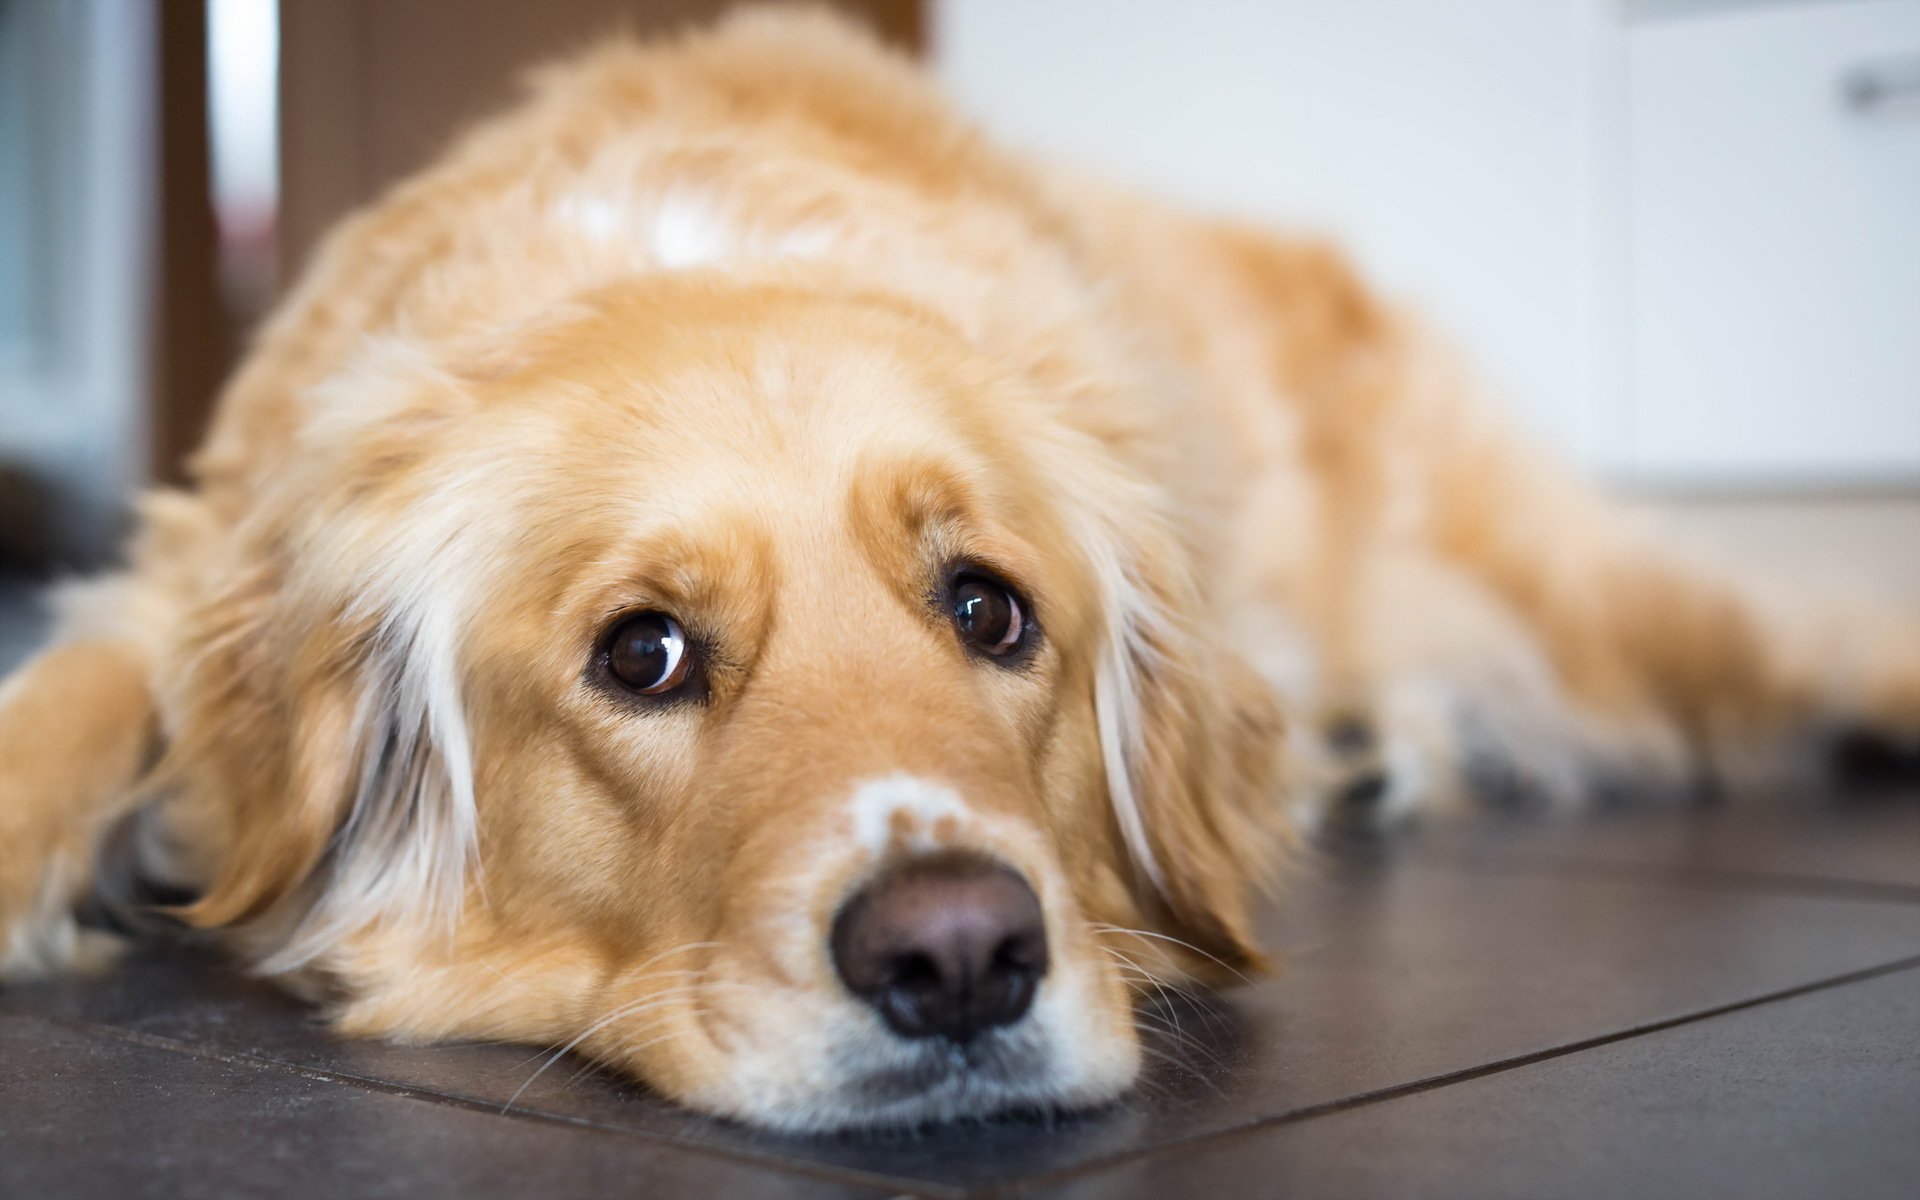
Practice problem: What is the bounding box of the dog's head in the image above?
[168,276,1286,1130]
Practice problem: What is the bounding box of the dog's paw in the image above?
[1308,711,1399,836]
[0,852,124,982]
[1296,702,1457,840]
[1301,676,1501,833]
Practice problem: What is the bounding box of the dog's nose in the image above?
[830,853,1049,1044]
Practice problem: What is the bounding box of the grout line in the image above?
[12,1013,958,1200]
[1002,951,1920,1197]
[1409,847,1920,907]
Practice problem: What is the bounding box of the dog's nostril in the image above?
[993,933,1036,972]
[889,951,941,991]
[830,852,1049,1045]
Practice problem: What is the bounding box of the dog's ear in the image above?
[170,345,485,972]
[170,558,477,973]
[1086,511,1293,978]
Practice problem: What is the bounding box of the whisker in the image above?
[1098,942,1219,1045]
[1131,1006,1228,1071]
[1124,1066,1176,1106]
[502,971,717,1072]
[555,1008,705,1090]
[554,1014,716,1094]
[499,943,732,1114]
[1096,937,1237,1058]
[503,976,763,1112]
[1131,1037,1228,1099]
[504,996,692,1110]
[498,938,722,1070]
[1088,922,1250,983]
[1097,943,1184,1012]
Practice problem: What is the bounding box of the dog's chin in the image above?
[764,1058,1132,1136]
[666,1018,1141,1135]
[826,1029,1122,1133]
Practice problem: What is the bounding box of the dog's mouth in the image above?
[821,1021,1109,1130]
[843,1026,1049,1105]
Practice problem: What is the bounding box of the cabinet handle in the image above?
[1842,54,1920,111]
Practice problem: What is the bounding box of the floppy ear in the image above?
[169,342,488,972]
[1085,509,1293,977]
[169,561,478,974]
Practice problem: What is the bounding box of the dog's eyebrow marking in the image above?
[848,774,970,856]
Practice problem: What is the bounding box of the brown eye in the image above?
[951,573,1027,657]
[605,612,693,694]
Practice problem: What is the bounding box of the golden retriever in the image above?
[2,9,1915,1131]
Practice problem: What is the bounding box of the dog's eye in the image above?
[950,573,1027,657]
[605,612,694,694]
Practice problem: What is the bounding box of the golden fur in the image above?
[2,10,1915,1129]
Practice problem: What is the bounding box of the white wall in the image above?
[934,0,1619,467]
[933,0,1920,488]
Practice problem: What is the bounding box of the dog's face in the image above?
[174,278,1284,1130]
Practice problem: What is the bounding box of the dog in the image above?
[2,9,1915,1132]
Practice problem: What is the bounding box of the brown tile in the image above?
[1419,792,1920,894]
[0,1014,894,1200]
[1035,961,1920,1200]
[1230,855,1920,1125]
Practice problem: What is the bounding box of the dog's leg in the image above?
[1418,400,1920,801]
[0,630,159,978]
[1201,223,1918,820]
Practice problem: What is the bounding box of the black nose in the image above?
[830,853,1049,1044]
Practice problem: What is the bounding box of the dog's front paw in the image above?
[0,851,124,982]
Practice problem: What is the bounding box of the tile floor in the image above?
[2,566,1918,1198]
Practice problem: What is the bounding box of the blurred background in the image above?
[0,0,1915,594]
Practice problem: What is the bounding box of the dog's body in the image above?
[3,11,1916,1130]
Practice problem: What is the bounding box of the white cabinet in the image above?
[1625,0,1920,484]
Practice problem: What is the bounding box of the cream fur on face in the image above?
[1,8,1914,1133]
